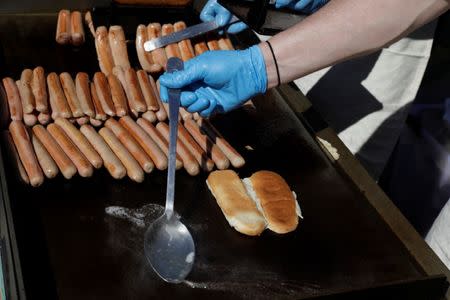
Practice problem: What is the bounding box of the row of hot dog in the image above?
[7,116,244,187]
[92,20,234,76]
[136,21,234,73]
[2,67,172,127]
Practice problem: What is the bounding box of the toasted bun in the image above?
[248,171,298,234]
[207,170,266,236]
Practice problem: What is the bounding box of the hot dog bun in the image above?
[207,170,301,236]
[207,170,266,236]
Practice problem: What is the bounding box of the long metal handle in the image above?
[165,57,184,218]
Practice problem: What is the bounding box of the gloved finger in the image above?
[187,97,210,113]
[200,0,217,22]
[275,0,293,8]
[159,83,169,103]
[227,22,248,34]
[159,60,205,89]
[293,0,312,10]
[180,91,198,107]
[200,98,217,117]
[215,5,232,27]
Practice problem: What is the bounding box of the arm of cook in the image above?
[160,0,450,117]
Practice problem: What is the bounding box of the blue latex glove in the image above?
[159,45,267,117]
[275,0,328,13]
[200,0,248,34]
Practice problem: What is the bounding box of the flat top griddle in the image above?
[0,7,447,300]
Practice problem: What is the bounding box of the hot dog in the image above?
[156,122,199,176]
[80,125,126,179]
[218,36,234,50]
[32,124,77,179]
[184,118,229,170]
[197,119,245,168]
[136,25,162,73]
[37,112,51,125]
[179,107,192,120]
[161,24,182,59]
[84,11,96,38]
[90,82,107,121]
[147,23,167,70]
[109,25,131,70]
[124,68,147,114]
[47,72,72,118]
[173,21,195,61]
[107,74,128,116]
[70,11,85,46]
[31,131,59,179]
[5,131,29,184]
[112,66,126,88]
[89,118,103,127]
[152,79,167,121]
[47,123,93,177]
[207,34,221,51]
[75,72,95,117]
[55,118,103,169]
[136,70,158,111]
[3,77,23,121]
[119,116,167,170]
[9,121,44,186]
[177,122,214,172]
[147,74,160,111]
[56,9,71,45]
[95,26,115,76]
[19,69,35,113]
[16,79,35,117]
[142,111,157,123]
[136,118,182,170]
[99,127,144,182]
[93,72,116,116]
[60,72,83,117]
[194,40,209,55]
[76,116,89,126]
[23,113,37,126]
[31,66,48,113]
[105,118,154,173]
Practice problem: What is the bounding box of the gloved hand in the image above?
[159,45,267,117]
[275,0,328,13]
[200,0,248,34]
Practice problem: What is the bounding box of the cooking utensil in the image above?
[143,57,195,283]
[144,16,239,51]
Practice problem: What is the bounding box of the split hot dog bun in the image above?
[207,170,302,236]
[207,170,266,236]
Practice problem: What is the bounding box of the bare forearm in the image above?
[260,0,449,89]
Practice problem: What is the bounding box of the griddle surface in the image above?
[0,12,429,300]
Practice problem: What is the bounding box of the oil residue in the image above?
[105,203,167,228]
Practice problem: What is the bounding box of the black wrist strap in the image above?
[266,40,281,87]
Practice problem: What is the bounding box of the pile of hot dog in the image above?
[2,67,168,127]
[6,112,244,187]
[136,21,234,73]
[2,16,243,187]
